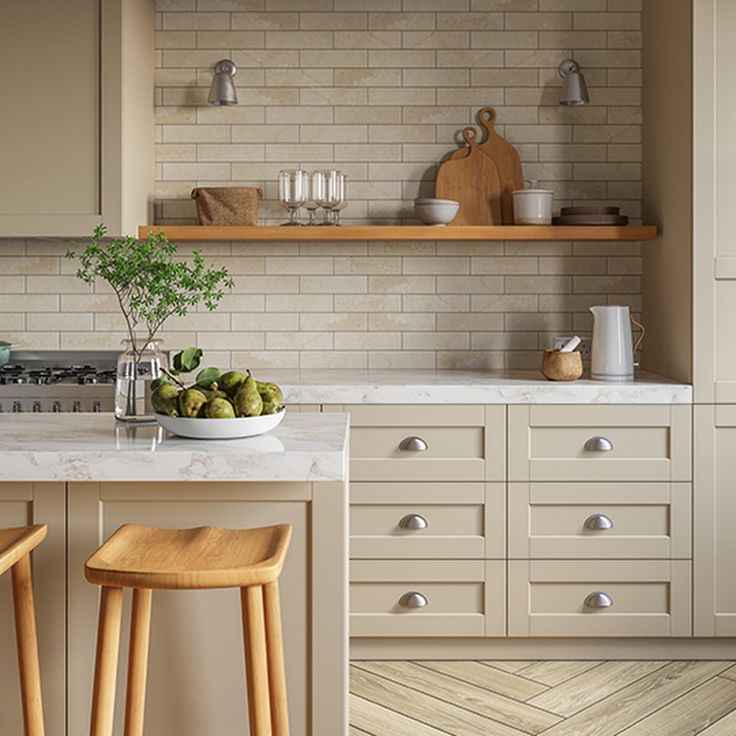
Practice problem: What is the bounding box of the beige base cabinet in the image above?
[0,483,65,736]
[327,404,508,639]
[341,403,695,645]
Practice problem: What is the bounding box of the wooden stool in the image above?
[84,523,292,736]
[0,524,48,736]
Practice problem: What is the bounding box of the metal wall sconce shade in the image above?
[559,59,590,106]
[207,59,238,106]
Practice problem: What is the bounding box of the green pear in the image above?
[257,381,283,405]
[234,373,263,417]
[178,388,208,418]
[151,384,180,416]
[219,370,246,397]
[261,397,281,415]
[205,396,236,419]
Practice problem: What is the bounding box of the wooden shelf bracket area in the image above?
[137,225,658,242]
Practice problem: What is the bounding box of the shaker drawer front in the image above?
[349,482,504,559]
[351,426,483,479]
[351,504,484,559]
[509,405,692,482]
[326,404,505,481]
[350,560,504,637]
[508,483,692,559]
[509,560,691,637]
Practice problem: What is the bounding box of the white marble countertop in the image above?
[0,412,349,483]
[270,369,691,405]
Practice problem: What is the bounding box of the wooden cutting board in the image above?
[436,127,503,225]
[451,107,523,224]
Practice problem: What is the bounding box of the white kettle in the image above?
[590,305,645,382]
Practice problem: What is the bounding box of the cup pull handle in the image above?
[399,514,429,530]
[584,436,614,452]
[584,591,614,609]
[584,514,614,531]
[399,592,429,608]
[399,436,429,452]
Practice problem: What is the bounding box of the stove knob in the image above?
[92,401,102,413]
[52,401,62,413]
[32,401,42,413]
[72,401,82,413]
[12,401,22,413]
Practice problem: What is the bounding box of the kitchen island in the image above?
[0,412,349,736]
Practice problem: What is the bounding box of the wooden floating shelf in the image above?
[138,225,658,242]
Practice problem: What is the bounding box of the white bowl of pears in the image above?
[151,362,285,440]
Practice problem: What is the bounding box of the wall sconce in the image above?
[559,59,590,106]
[207,59,238,106]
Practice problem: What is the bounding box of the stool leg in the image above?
[263,581,289,736]
[90,587,124,736]
[11,553,45,736]
[124,589,153,736]
[241,585,271,736]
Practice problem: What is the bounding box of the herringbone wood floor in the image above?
[350,660,736,735]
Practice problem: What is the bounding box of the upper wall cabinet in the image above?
[0,0,154,237]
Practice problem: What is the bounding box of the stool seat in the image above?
[0,524,47,576]
[85,523,292,590]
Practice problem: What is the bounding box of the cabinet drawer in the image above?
[326,404,505,481]
[509,405,692,482]
[350,482,504,559]
[509,560,691,637]
[350,560,504,637]
[350,425,484,481]
[508,482,691,559]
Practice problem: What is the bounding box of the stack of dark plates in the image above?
[552,205,629,226]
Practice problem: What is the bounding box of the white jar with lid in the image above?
[512,180,554,225]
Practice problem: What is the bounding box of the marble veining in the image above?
[0,413,349,483]
[271,370,692,405]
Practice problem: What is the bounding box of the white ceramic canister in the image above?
[512,180,554,225]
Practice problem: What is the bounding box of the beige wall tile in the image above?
[1,2,636,372]
[162,12,229,30]
[437,276,504,293]
[231,12,298,30]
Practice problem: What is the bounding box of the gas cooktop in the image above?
[0,351,119,412]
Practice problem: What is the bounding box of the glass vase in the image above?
[115,338,167,423]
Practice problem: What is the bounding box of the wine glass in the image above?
[305,172,322,226]
[324,170,346,226]
[312,170,334,225]
[329,172,348,225]
[278,169,308,226]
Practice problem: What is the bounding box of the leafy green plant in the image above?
[67,226,234,415]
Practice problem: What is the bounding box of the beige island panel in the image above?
[0,412,349,736]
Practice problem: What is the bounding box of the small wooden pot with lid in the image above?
[542,349,583,381]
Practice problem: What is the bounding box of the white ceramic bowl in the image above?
[155,407,286,440]
[414,198,459,226]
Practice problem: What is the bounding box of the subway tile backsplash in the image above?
[4,0,643,371]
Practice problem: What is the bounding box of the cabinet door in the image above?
[0,0,153,236]
[694,405,736,635]
[0,1,100,234]
[694,0,736,401]
[67,482,311,736]
[0,483,65,736]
